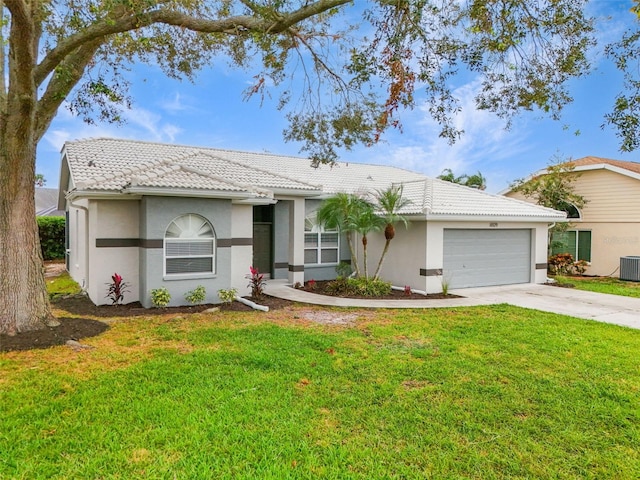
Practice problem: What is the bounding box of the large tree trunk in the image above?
[0,143,58,335]
[0,7,57,335]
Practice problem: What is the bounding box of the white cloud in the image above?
[360,78,530,191]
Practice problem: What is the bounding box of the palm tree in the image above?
[438,169,487,190]
[351,203,385,279]
[316,193,369,278]
[373,185,411,279]
[464,171,487,190]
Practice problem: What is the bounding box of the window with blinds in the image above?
[304,214,339,266]
[164,214,215,276]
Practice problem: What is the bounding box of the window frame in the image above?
[164,214,216,278]
[304,215,340,267]
[551,230,591,262]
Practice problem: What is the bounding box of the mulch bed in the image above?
[1,294,293,353]
[2,279,457,353]
[297,280,459,300]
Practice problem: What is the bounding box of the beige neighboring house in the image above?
[503,156,640,277]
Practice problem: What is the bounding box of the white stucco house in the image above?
[58,138,565,307]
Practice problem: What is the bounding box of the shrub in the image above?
[218,288,237,304]
[37,216,65,260]
[246,266,266,298]
[150,287,171,308]
[105,273,130,305]
[306,279,317,290]
[335,261,352,278]
[326,277,391,297]
[185,285,206,305]
[548,253,589,276]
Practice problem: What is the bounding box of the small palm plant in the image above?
[373,185,411,279]
[316,193,370,278]
[352,202,384,279]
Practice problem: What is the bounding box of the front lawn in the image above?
[1,303,639,478]
[555,275,640,298]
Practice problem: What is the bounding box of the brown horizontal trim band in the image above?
[232,237,253,246]
[420,268,442,277]
[536,263,548,270]
[217,238,253,247]
[98,238,253,249]
[274,262,289,269]
[140,239,163,249]
[96,238,139,248]
[289,265,305,272]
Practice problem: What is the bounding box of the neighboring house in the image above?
[36,187,65,216]
[58,138,564,307]
[503,156,640,277]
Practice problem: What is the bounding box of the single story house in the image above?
[58,138,565,307]
[503,156,640,277]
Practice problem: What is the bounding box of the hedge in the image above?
[37,216,65,260]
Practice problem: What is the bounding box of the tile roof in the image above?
[63,138,564,220]
[568,156,640,175]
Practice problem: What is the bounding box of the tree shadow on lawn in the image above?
[1,294,294,353]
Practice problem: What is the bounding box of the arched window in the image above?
[558,201,581,219]
[164,214,215,276]
[304,213,339,265]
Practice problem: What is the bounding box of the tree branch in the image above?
[34,39,103,142]
[34,0,351,87]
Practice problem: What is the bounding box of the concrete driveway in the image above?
[267,279,640,330]
[455,283,640,330]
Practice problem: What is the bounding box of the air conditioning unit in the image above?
[620,256,640,281]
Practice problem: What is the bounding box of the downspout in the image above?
[68,196,90,292]
[546,222,556,282]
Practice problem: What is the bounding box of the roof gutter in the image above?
[66,196,90,294]
[422,213,567,222]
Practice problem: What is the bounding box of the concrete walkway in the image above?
[265,279,640,330]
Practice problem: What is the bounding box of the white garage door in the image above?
[443,229,531,289]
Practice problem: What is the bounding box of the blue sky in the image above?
[38,0,640,193]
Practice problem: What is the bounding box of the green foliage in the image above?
[335,261,352,278]
[326,277,392,297]
[150,287,171,308]
[441,278,450,296]
[217,288,238,304]
[35,173,46,187]
[37,216,65,260]
[185,285,206,305]
[510,156,588,246]
[437,169,487,190]
[510,157,587,214]
[316,193,373,278]
[373,185,412,279]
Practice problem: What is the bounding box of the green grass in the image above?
[2,306,640,479]
[46,271,82,298]
[555,275,640,297]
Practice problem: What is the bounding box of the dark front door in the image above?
[253,205,274,277]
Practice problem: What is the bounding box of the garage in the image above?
[443,229,532,289]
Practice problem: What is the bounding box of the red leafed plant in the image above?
[105,273,130,305]
[246,266,266,298]
[307,279,317,290]
[404,285,412,296]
